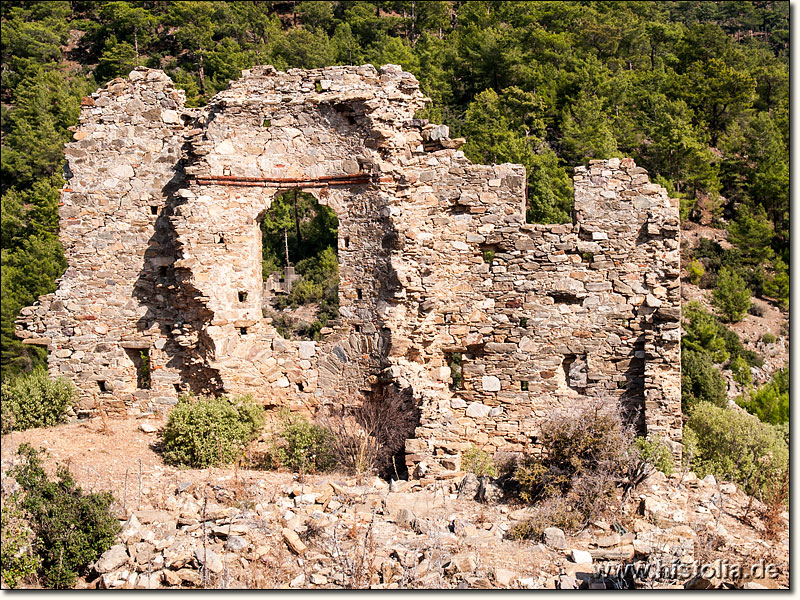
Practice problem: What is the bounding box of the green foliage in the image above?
[272,415,335,474]
[633,437,675,477]
[712,266,751,322]
[0,1,790,382]
[762,257,789,310]
[461,445,498,478]
[737,368,788,426]
[1,368,75,431]
[729,355,752,388]
[761,332,776,344]
[1,499,41,588]
[513,406,635,527]
[686,402,788,499]
[482,249,495,264]
[162,394,265,468]
[10,444,120,589]
[681,349,727,412]
[687,259,704,285]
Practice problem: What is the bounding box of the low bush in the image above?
[512,405,636,530]
[10,444,120,589]
[761,332,776,344]
[320,385,418,479]
[1,368,75,432]
[1,500,40,588]
[461,445,498,478]
[508,497,582,541]
[681,349,727,412]
[687,259,705,285]
[633,436,675,477]
[729,355,752,388]
[686,402,788,499]
[737,368,788,425]
[272,415,335,474]
[162,394,265,468]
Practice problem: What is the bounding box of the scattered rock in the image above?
[282,528,307,555]
[95,544,130,574]
[193,548,223,574]
[543,527,566,549]
[570,549,593,564]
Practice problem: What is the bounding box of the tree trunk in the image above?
[134,28,139,59]
[293,190,302,247]
[284,227,290,268]
[198,53,206,97]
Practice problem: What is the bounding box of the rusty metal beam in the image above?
[193,174,372,188]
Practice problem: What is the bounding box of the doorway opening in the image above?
[260,189,339,340]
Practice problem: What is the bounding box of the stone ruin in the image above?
[16,64,682,475]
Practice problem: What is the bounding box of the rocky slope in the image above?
[0,417,788,590]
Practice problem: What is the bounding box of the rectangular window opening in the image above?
[174,383,183,394]
[238,291,248,302]
[521,380,529,391]
[446,352,464,391]
[150,205,158,215]
[240,327,248,335]
[97,380,108,393]
[356,288,363,300]
[216,234,225,244]
[158,266,168,283]
[125,348,151,389]
[354,324,361,333]
[344,237,350,248]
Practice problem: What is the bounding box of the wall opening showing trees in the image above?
[260,190,339,341]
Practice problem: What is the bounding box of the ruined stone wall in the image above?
[17,65,680,471]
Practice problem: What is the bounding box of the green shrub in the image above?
[729,355,752,388]
[762,257,789,310]
[761,332,776,344]
[687,259,705,285]
[512,405,635,529]
[1,368,75,431]
[273,415,335,474]
[681,349,727,412]
[633,436,675,477]
[712,267,751,322]
[737,368,788,425]
[682,302,763,369]
[461,445,498,478]
[686,402,788,499]
[1,500,41,588]
[162,394,265,468]
[10,444,120,589]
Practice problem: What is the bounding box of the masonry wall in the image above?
[17,65,681,472]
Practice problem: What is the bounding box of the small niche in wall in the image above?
[356,288,363,300]
[446,352,464,390]
[240,327,248,335]
[354,324,361,333]
[215,233,225,244]
[344,236,350,249]
[520,380,529,391]
[563,354,587,392]
[174,383,183,394]
[238,291,248,302]
[158,266,168,283]
[150,205,158,215]
[125,348,151,389]
[549,292,583,305]
[97,380,108,393]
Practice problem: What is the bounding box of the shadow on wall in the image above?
[132,163,223,398]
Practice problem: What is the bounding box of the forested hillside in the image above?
[0,0,789,414]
